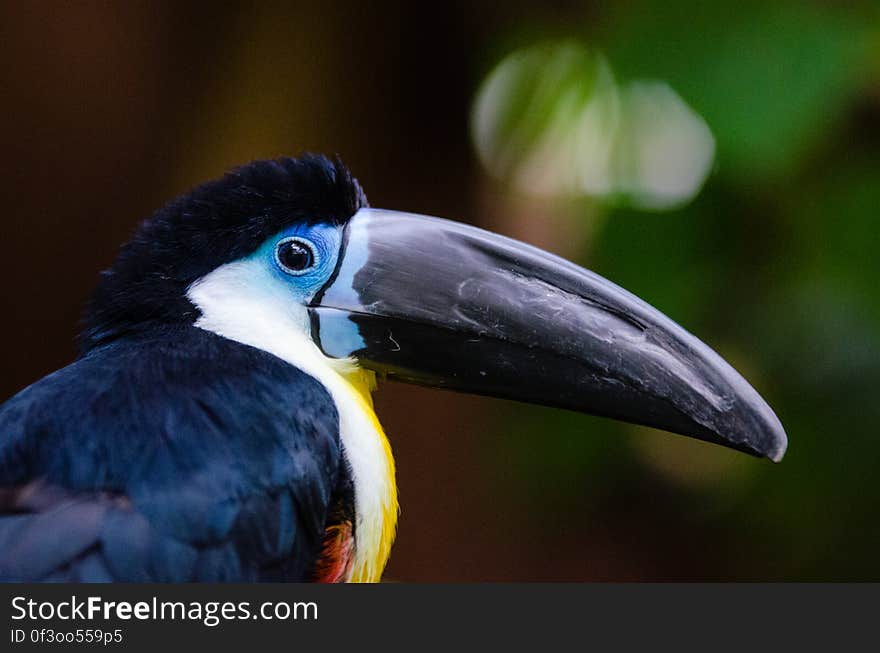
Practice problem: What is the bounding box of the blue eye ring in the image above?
[275,236,319,275]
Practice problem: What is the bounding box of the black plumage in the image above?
[0,328,341,581]
[0,154,363,581]
[83,154,366,350]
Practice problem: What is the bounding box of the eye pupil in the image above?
[277,240,315,273]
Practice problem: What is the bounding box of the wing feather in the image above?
[0,328,341,582]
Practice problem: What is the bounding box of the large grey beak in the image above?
[310,208,787,461]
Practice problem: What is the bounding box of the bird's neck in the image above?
[186,263,398,582]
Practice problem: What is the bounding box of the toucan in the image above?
[0,155,786,582]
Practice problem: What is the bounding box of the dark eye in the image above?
[276,238,316,274]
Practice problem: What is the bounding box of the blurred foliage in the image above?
[471,41,715,209]
[602,0,873,181]
[474,0,880,578]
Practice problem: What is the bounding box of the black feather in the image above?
[0,327,342,581]
[82,154,367,351]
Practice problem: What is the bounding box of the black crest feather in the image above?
[82,154,367,351]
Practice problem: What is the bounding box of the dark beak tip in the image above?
[753,399,789,463]
[767,426,788,463]
[738,410,788,463]
[688,389,788,462]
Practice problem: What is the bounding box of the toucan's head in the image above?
[85,154,786,461]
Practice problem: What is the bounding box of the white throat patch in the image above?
[186,258,395,582]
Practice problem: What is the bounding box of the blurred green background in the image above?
[2,1,879,580]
